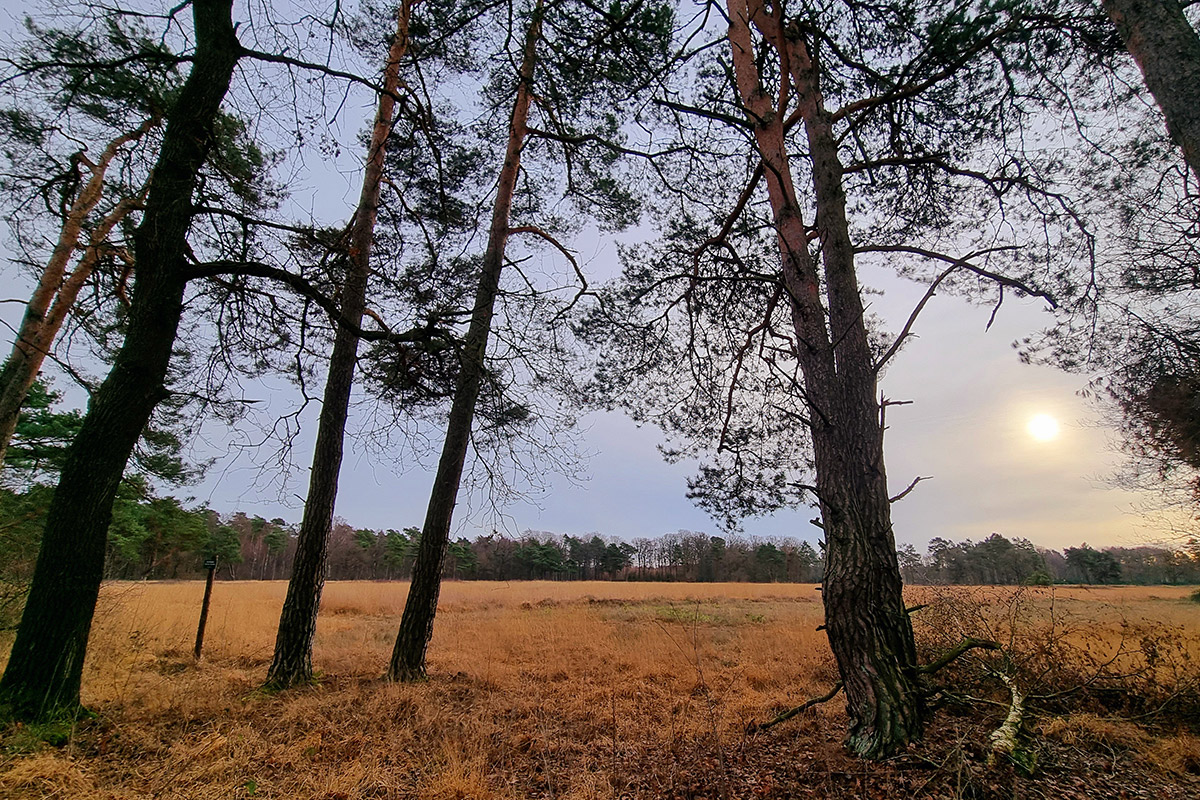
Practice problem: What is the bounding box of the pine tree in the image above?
[0,0,242,721]
[387,0,674,681]
[265,0,418,691]
[585,0,1068,756]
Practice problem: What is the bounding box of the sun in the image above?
[1027,413,1061,442]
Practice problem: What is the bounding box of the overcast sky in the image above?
[0,1,1183,554]
[175,240,1165,553]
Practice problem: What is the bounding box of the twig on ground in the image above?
[747,681,843,734]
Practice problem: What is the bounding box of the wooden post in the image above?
[193,557,217,661]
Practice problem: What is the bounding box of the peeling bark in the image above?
[0,121,155,464]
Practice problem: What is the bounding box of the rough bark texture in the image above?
[387,4,541,682]
[265,4,411,690]
[726,0,922,758]
[1103,0,1200,184]
[0,122,153,465]
[0,0,240,722]
[813,423,922,757]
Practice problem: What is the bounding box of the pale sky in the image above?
[148,232,1170,553]
[0,0,1183,555]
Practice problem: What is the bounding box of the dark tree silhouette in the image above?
[266,0,416,691]
[0,0,242,721]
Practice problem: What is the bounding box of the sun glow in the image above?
[1027,413,1061,442]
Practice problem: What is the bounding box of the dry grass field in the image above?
[1,581,1198,799]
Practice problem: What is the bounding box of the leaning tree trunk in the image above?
[0,0,240,722]
[1103,0,1200,185]
[726,0,922,758]
[264,2,413,691]
[0,122,153,465]
[387,3,541,682]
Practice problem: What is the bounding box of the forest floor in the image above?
[0,581,1198,799]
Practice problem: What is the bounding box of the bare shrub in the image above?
[915,585,1200,770]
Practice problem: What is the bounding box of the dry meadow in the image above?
[1,581,1198,799]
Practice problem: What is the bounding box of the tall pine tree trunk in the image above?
[265,3,413,690]
[0,0,240,722]
[726,0,921,758]
[387,2,541,682]
[1103,0,1200,184]
[783,17,922,759]
[0,122,153,465]
[811,418,921,757]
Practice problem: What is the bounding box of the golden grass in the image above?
[1042,713,1200,776]
[0,581,1197,799]
[70,580,833,703]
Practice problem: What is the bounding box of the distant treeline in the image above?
[2,487,1199,598]
[898,534,1200,586]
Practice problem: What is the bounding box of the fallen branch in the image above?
[920,637,1001,676]
[987,671,1026,760]
[747,681,843,734]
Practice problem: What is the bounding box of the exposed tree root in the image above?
[747,681,843,734]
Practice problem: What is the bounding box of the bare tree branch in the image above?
[889,475,931,503]
[747,681,844,734]
[866,244,1054,373]
[185,260,453,347]
[920,637,1001,676]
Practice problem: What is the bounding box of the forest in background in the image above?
[3,478,1196,616]
[3,382,1191,596]
[6,380,1188,594]
[3,374,1196,643]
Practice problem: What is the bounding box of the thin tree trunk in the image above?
[1103,0,1200,184]
[0,0,240,722]
[264,3,413,690]
[387,2,542,682]
[726,0,922,758]
[0,122,154,464]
